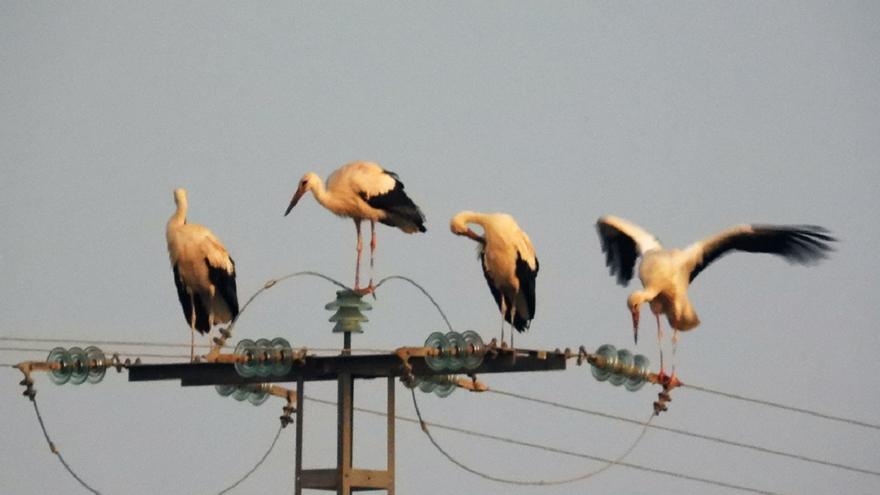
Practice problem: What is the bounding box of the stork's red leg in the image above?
[655,313,665,376]
[189,294,196,362]
[368,219,377,292]
[354,220,363,290]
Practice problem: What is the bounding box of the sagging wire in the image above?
[304,395,785,495]
[410,387,653,486]
[16,363,290,495]
[489,388,880,478]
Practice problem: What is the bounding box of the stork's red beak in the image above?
[284,187,306,216]
[631,308,640,344]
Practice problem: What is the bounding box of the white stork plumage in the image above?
[596,215,835,376]
[166,188,239,360]
[284,161,426,293]
[451,211,539,346]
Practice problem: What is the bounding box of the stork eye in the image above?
[300,180,307,186]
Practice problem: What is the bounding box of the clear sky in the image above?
[2,2,879,494]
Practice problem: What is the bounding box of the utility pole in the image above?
[127,289,570,494]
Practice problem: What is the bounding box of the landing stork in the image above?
[166,188,239,360]
[284,161,426,293]
[596,215,835,376]
[451,211,538,347]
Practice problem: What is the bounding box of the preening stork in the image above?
[166,188,239,360]
[451,211,538,347]
[596,215,835,376]
[284,161,426,293]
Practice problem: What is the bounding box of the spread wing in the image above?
[595,215,662,286]
[684,224,836,283]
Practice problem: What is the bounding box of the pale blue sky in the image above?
[2,2,879,494]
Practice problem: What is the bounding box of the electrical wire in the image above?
[682,383,880,431]
[490,388,880,477]
[217,425,285,495]
[411,387,653,486]
[373,275,456,332]
[30,397,103,495]
[24,386,287,495]
[304,394,785,495]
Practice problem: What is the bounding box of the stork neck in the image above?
[168,198,187,229]
[309,178,345,211]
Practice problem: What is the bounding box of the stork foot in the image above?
[353,284,375,297]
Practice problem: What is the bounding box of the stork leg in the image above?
[508,303,516,350]
[655,312,666,379]
[670,329,680,380]
[354,219,363,291]
[189,294,197,362]
[368,219,377,295]
[499,299,507,347]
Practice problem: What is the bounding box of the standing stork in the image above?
[451,211,539,347]
[284,161,426,293]
[166,188,239,360]
[596,215,835,377]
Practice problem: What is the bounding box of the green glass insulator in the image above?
[609,349,633,386]
[270,337,293,376]
[215,384,236,397]
[67,347,89,385]
[433,376,456,398]
[254,338,272,377]
[234,339,257,377]
[418,377,437,393]
[424,332,449,371]
[232,386,251,401]
[444,332,465,371]
[590,344,617,382]
[47,347,72,385]
[84,346,106,384]
[248,390,270,406]
[625,354,650,392]
[460,330,485,370]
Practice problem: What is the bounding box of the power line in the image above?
[489,388,880,477]
[24,389,287,495]
[304,395,786,495]
[682,383,880,431]
[410,387,654,486]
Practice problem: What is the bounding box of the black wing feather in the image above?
[596,222,638,286]
[512,254,538,333]
[360,171,427,233]
[172,264,194,327]
[206,257,239,319]
[689,225,836,282]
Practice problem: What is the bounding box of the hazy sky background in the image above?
[2,2,879,494]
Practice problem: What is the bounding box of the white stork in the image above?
[596,215,835,376]
[451,211,539,347]
[284,161,426,293]
[166,188,239,360]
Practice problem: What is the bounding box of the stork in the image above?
[284,161,426,293]
[451,211,538,347]
[166,188,239,360]
[596,215,835,377]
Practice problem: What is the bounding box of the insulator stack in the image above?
[46,346,108,385]
[233,338,294,378]
[325,289,372,334]
[423,330,485,372]
[215,383,271,406]
[406,374,458,398]
[589,344,650,392]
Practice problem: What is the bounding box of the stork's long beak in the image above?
[284,187,306,216]
[631,308,640,344]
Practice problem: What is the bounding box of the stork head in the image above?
[285,173,319,216]
[627,292,651,344]
[173,188,188,206]
[449,211,485,243]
